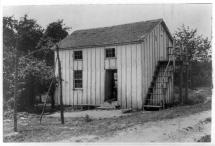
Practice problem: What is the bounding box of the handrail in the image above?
[146,45,178,106]
[160,46,175,107]
[162,46,175,83]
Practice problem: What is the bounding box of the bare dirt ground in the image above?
[97,111,211,142]
[48,110,131,119]
[3,87,212,142]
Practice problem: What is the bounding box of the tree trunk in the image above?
[56,45,64,124]
[13,41,18,132]
[50,84,55,109]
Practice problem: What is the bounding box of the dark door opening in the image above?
[105,69,117,102]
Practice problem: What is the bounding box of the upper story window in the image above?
[74,51,83,60]
[106,48,115,58]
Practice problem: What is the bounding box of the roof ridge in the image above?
[72,18,163,34]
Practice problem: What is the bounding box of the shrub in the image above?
[184,89,207,105]
[197,135,211,142]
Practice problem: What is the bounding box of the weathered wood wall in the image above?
[141,23,173,105]
[54,23,173,109]
[54,43,143,109]
[116,44,142,109]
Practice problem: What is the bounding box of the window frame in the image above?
[73,50,83,60]
[73,70,83,89]
[105,48,116,58]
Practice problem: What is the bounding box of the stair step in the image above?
[157,75,171,77]
[159,60,174,64]
[147,93,164,95]
[144,105,162,108]
[151,84,168,88]
[145,60,174,109]
[97,101,119,110]
[158,71,173,73]
[96,107,116,110]
[152,80,168,83]
[153,76,170,80]
[154,81,168,83]
[149,87,167,90]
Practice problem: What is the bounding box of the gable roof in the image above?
[57,18,173,49]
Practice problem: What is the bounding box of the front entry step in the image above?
[144,105,162,108]
[97,101,120,110]
[144,105,163,111]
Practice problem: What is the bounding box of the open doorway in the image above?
[105,69,117,102]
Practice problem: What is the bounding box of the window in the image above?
[74,51,83,60]
[74,70,82,88]
[106,48,115,58]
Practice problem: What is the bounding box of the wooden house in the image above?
[54,18,176,110]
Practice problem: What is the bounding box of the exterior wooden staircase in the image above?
[144,61,174,110]
[144,47,176,110]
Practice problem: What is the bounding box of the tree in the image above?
[3,15,70,111]
[18,57,54,108]
[15,15,43,54]
[173,25,212,87]
[36,20,70,66]
[36,20,70,108]
[3,15,44,109]
[174,25,211,62]
[3,16,17,108]
[45,20,69,43]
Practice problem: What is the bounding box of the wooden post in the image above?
[56,45,64,124]
[179,45,183,104]
[184,46,189,103]
[13,39,18,132]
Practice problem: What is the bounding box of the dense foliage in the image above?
[3,15,69,110]
[173,25,212,87]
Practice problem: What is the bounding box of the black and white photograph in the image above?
[2,1,213,143]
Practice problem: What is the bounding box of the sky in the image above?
[3,4,212,39]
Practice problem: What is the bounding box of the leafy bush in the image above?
[174,87,211,105]
[185,93,205,105]
[197,135,211,142]
[173,25,212,88]
[3,15,69,112]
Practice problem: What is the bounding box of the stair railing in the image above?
[160,46,175,108]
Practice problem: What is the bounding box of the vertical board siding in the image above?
[62,51,66,105]
[126,45,132,108]
[82,50,87,105]
[116,46,122,107]
[121,45,126,108]
[131,45,137,108]
[87,49,92,104]
[95,48,101,105]
[55,47,106,106]
[55,23,173,110]
[100,49,105,105]
[65,51,70,105]
[136,45,142,109]
[115,44,143,109]
[141,23,174,106]
[69,51,74,105]
[91,48,96,105]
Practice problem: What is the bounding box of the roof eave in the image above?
[57,40,144,50]
[160,21,174,43]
